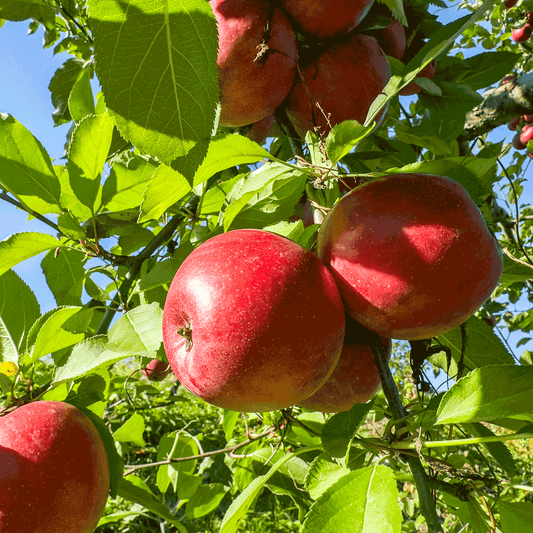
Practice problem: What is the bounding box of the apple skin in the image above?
[524,114,533,123]
[513,133,527,150]
[505,0,518,7]
[508,116,521,131]
[317,174,503,340]
[278,0,374,39]
[211,0,297,127]
[285,33,391,138]
[399,60,437,96]
[142,358,172,381]
[365,18,406,60]
[162,229,346,412]
[0,401,110,533]
[298,316,391,413]
[511,24,532,43]
[520,124,533,145]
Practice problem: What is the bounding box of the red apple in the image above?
[527,12,533,24]
[142,358,172,381]
[162,229,346,412]
[298,316,391,412]
[317,174,503,340]
[508,116,521,130]
[524,114,533,124]
[505,0,518,8]
[211,0,297,127]
[285,33,391,138]
[0,401,110,532]
[513,133,527,150]
[246,113,276,144]
[399,60,437,96]
[511,24,532,43]
[279,0,374,39]
[365,18,406,60]
[520,124,533,145]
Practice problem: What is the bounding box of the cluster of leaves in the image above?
[1,0,533,531]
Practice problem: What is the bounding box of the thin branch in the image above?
[0,192,61,234]
[123,425,276,475]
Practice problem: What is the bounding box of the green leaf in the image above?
[106,303,163,356]
[0,269,40,361]
[185,483,228,518]
[222,409,240,443]
[69,66,96,123]
[499,501,533,533]
[30,306,85,362]
[117,478,185,529]
[464,423,516,477]
[139,164,192,223]
[67,112,115,211]
[41,248,86,306]
[302,464,402,533]
[114,413,146,447]
[305,452,350,500]
[436,365,533,425]
[431,315,514,376]
[88,0,219,164]
[220,447,319,533]
[0,0,54,22]
[192,134,272,187]
[223,165,306,231]
[263,220,305,242]
[461,51,519,90]
[500,253,533,286]
[57,212,86,241]
[53,335,129,384]
[0,232,67,278]
[325,121,373,164]
[101,154,157,212]
[0,113,62,213]
[48,58,85,125]
[321,402,373,458]
[156,431,200,494]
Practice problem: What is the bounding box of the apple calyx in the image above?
[177,324,193,351]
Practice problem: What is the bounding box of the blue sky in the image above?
[0,13,531,359]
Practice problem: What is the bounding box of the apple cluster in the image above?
[162,174,503,415]
[508,112,533,157]
[0,401,110,533]
[508,1,533,43]
[210,0,431,139]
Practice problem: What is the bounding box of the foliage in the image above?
[1,0,533,531]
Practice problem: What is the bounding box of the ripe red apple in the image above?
[284,33,391,138]
[511,24,532,43]
[142,358,172,381]
[505,0,518,8]
[513,133,527,150]
[317,174,503,340]
[162,229,346,412]
[278,0,374,39]
[527,12,533,24]
[524,114,533,123]
[399,59,437,96]
[365,18,406,60]
[508,116,521,130]
[0,401,110,532]
[211,0,297,127]
[521,124,533,145]
[298,316,391,412]
[245,113,276,144]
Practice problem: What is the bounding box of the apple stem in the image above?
[369,333,444,533]
[177,324,193,351]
